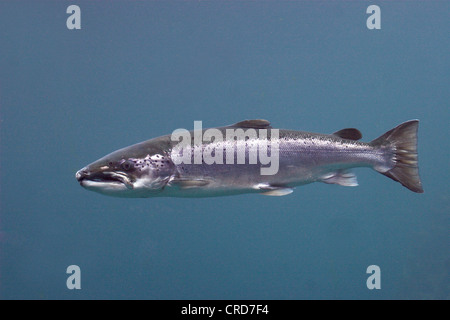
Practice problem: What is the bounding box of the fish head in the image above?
[76,142,175,197]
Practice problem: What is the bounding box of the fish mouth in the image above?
[76,169,134,190]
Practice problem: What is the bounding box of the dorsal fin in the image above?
[230,119,271,129]
[332,128,362,140]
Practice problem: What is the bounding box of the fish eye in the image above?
[121,160,134,171]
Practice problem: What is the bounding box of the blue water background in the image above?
[1,1,449,299]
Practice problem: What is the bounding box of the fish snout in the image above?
[76,168,89,182]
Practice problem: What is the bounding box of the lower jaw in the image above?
[80,179,130,190]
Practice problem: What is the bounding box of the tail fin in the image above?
[371,120,423,193]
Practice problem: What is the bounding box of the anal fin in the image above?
[321,170,358,187]
[261,188,294,196]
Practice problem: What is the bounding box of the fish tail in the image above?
[371,120,423,193]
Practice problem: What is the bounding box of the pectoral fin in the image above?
[169,178,211,189]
